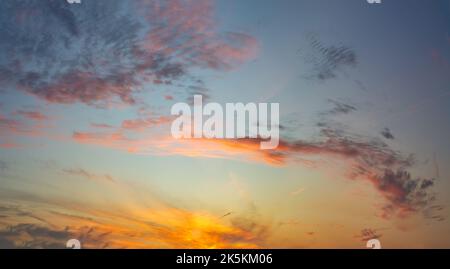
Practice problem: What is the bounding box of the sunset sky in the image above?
[1,0,450,248]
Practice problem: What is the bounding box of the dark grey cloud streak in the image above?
[381,128,395,140]
[323,99,357,115]
[302,35,357,81]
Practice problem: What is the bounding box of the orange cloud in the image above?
[70,126,441,221]
[0,111,52,146]
[121,116,173,131]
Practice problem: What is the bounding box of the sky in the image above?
[0,0,449,248]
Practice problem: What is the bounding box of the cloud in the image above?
[90,123,114,129]
[1,173,273,249]
[0,237,15,248]
[0,143,22,149]
[290,188,305,196]
[303,36,357,81]
[69,121,441,220]
[169,129,440,220]
[355,228,383,242]
[369,170,436,219]
[1,223,70,239]
[423,205,446,222]
[324,99,357,115]
[62,168,116,183]
[71,114,175,153]
[72,131,137,152]
[14,110,49,121]
[0,114,23,134]
[381,128,395,140]
[0,0,258,107]
[121,116,173,131]
[0,112,46,138]
[138,0,258,70]
[0,200,267,249]
[0,108,53,147]
[0,222,114,249]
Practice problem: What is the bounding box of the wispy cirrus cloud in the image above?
[0,223,71,249]
[0,196,269,249]
[355,228,384,242]
[121,116,173,131]
[302,35,357,81]
[323,99,357,116]
[14,110,49,121]
[381,128,395,140]
[0,0,258,107]
[0,105,56,149]
[0,109,50,144]
[62,168,116,183]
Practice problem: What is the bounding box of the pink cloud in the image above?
[121,116,173,131]
[15,110,49,121]
[3,0,258,107]
[138,0,259,71]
